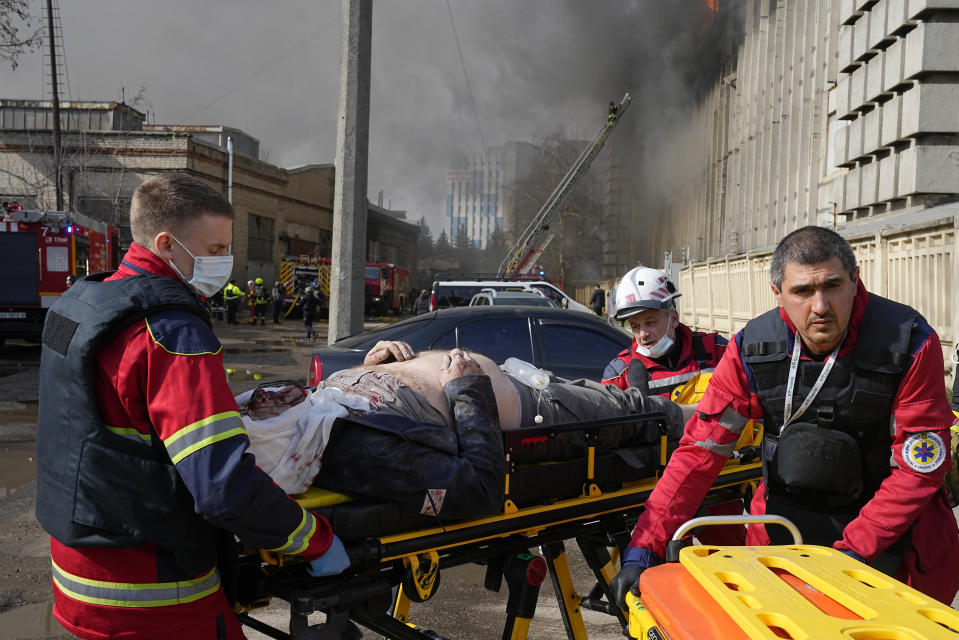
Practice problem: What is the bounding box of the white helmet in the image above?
[613,266,680,321]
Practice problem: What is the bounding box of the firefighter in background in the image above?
[246,279,255,319]
[251,277,268,326]
[602,266,727,398]
[607,100,620,125]
[35,173,348,640]
[299,286,321,341]
[589,284,605,316]
[223,279,243,325]
[271,282,285,324]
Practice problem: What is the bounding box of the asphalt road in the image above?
[0,313,630,640]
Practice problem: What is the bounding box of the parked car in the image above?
[307,306,631,385]
[468,289,556,308]
[430,278,591,313]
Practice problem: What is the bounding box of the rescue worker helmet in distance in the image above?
[255,277,264,285]
[613,266,680,321]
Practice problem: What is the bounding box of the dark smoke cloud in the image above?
[5,0,740,249]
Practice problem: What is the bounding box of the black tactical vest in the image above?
[740,295,918,545]
[35,272,220,571]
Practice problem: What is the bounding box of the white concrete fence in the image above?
[677,216,957,370]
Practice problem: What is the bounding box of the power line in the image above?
[176,24,331,125]
[445,0,486,151]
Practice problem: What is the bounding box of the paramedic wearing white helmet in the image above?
[601,266,727,398]
[602,267,743,550]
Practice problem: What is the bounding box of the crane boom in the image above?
[498,93,631,276]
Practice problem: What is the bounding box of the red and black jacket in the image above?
[602,323,727,397]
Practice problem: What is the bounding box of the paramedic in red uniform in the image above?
[602,267,743,547]
[611,226,959,608]
[35,174,349,640]
[601,266,727,399]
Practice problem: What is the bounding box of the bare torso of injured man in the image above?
[241,343,683,521]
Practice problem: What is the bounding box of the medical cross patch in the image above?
[902,432,946,473]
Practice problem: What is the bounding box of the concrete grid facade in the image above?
[649,0,959,264]
[830,0,959,219]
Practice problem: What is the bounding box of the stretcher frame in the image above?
[235,411,763,640]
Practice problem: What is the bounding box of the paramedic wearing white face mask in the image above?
[37,173,346,640]
[159,230,234,298]
[601,267,745,552]
[602,266,728,399]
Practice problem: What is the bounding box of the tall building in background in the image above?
[446,146,504,249]
[446,142,543,249]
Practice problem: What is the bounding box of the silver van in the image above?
[430,279,591,313]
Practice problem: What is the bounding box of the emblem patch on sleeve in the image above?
[902,432,946,473]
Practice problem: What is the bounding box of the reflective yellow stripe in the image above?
[164,412,246,464]
[51,561,220,608]
[269,508,318,555]
[169,427,246,465]
[165,412,241,448]
[104,425,151,444]
[145,318,222,357]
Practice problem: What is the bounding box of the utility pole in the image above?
[46,0,63,210]
[328,0,372,343]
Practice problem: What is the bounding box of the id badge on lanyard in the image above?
[782,331,843,430]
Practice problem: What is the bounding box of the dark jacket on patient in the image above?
[315,374,504,520]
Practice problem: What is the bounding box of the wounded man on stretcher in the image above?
[238,341,684,521]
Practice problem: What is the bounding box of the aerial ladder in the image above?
[498,92,632,277]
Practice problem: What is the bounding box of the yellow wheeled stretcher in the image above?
[233,409,764,640]
[626,516,959,640]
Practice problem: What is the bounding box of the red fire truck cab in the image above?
[365,262,410,316]
[0,209,120,345]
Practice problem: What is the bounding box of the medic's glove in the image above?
[610,547,660,610]
[307,535,351,576]
[610,564,645,610]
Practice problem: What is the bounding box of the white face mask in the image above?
[167,235,233,298]
[636,331,675,359]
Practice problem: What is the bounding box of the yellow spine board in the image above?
[678,544,959,639]
[625,592,665,639]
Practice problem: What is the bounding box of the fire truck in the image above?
[279,255,411,316]
[0,208,120,346]
[364,261,411,315]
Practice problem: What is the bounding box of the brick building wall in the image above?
[0,124,337,286]
[0,100,417,289]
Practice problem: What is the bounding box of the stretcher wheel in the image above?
[402,565,440,603]
[402,554,441,603]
